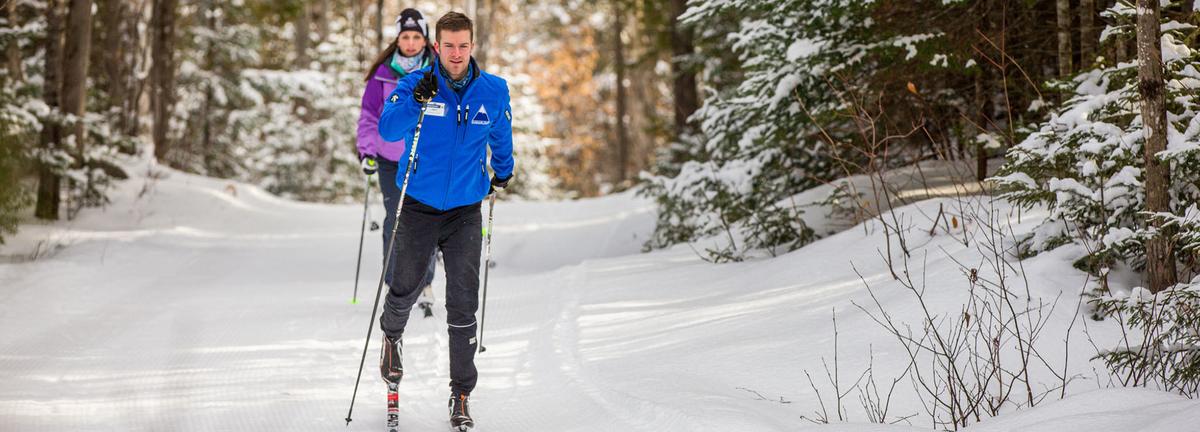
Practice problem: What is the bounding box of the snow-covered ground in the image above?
[2,159,1198,431]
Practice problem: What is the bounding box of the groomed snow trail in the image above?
[3,161,1200,432]
[0,163,668,431]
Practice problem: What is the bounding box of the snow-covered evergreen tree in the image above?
[0,76,34,243]
[994,5,1200,286]
[168,2,362,202]
[0,10,42,240]
[1,0,135,227]
[642,0,954,261]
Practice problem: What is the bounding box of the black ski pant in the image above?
[378,159,436,290]
[380,195,482,395]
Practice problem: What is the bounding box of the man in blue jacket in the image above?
[376,11,513,431]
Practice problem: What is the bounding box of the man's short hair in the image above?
[436,12,473,42]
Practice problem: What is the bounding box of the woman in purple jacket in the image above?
[358,8,437,318]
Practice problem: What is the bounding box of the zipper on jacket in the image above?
[439,72,486,209]
[442,118,463,209]
[444,105,472,209]
[442,93,463,208]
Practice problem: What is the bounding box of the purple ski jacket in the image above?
[357,63,408,162]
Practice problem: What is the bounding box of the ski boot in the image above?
[448,391,474,431]
[379,335,403,384]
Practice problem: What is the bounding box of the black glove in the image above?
[489,174,512,194]
[361,156,378,175]
[413,70,438,104]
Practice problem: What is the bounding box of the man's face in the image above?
[436,29,473,78]
[396,31,425,57]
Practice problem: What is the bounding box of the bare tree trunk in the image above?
[613,0,629,185]
[1113,34,1123,64]
[60,0,92,214]
[475,0,491,68]
[487,0,496,63]
[314,1,329,44]
[1112,33,1125,64]
[36,0,65,220]
[5,0,23,81]
[1055,0,1072,76]
[1110,0,1129,63]
[151,0,178,163]
[61,0,93,156]
[353,0,364,65]
[375,0,384,51]
[974,68,989,180]
[1080,0,1096,67]
[121,0,146,138]
[669,0,698,141]
[202,0,216,172]
[295,2,310,68]
[97,0,126,121]
[1135,0,1177,293]
[973,0,995,181]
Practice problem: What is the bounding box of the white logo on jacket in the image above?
[471,105,490,125]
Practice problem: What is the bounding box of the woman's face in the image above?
[397,31,426,57]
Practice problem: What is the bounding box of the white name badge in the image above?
[425,102,446,117]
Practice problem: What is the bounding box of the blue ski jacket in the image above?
[379,57,515,211]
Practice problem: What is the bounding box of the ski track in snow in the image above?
[0,161,672,431]
[3,160,1200,431]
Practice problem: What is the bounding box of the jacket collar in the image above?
[431,56,482,83]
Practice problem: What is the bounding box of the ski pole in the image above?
[345,102,429,426]
[478,190,497,353]
[350,174,373,304]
